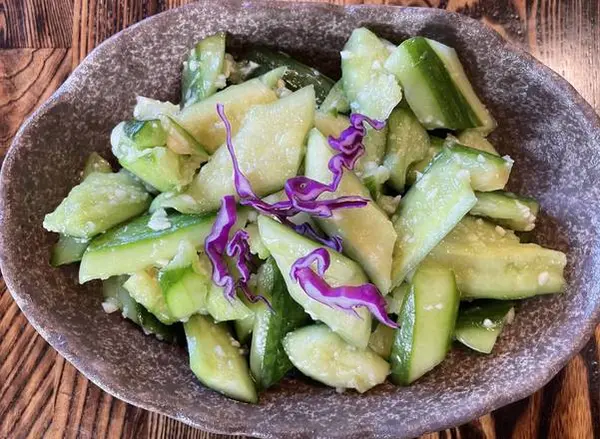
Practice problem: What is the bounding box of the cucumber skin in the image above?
[184,315,258,403]
[181,32,226,107]
[471,191,539,232]
[79,212,216,282]
[243,47,334,104]
[250,258,308,389]
[390,265,459,385]
[454,301,514,354]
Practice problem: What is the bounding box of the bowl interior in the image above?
[2,2,600,438]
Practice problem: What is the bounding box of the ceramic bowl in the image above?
[2,1,600,438]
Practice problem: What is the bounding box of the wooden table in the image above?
[1,1,599,437]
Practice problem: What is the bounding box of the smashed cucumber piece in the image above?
[455,301,515,354]
[319,80,350,114]
[176,76,280,153]
[257,215,372,349]
[43,171,151,239]
[181,32,226,107]
[245,223,270,260]
[206,282,253,323]
[283,325,390,393]
[124,269,176,324]
[133,96,179,121]
[383,104,430,192]
[341,27,402,121]
[250,258,308,389]
[79,212,220,282]
[426,218,566,299]
[159,115,209,158]
[242,47,335,104]
[158,241,211,321]
[390,264,459,385]
[385,37,495,132]
[153,86,315,214]
[123,119,168,147]
[471,191,539,231]
[304,128,397,294]
[184,314,257,403]
[456,129,499,155]
[368,324,395,359]
[111,122,204,193]
[82,152,112,178]
[386,283,410,315]
[51,235,90,267]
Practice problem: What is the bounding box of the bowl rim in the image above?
[2,1,600,438]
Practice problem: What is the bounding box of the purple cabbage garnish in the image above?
[204,195,237,298]
[290,248,398,328]
[292,222,343,253]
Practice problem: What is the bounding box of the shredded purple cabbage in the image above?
[292,222,343,252]
[204,195,237,298]
[226,229,252,283]
[290,248,398,328]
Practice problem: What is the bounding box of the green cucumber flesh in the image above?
[456,130,499,155]
[206,282,253,323]
[455,301,514,354]
[176,77,278,154]
[43,171,151,239]
[283,324,390,393]
[250,258,308,389]
[245,223,270,260]
[368,324,395,359]
[390,264,459,385]
[319,80,350,114]
[123,270,176,324]
[304,128,397,294]
[341,27,402,120]
[391,149,477,286]
[123,119,168,147]
[184,315,257,403]
[155,86,315,214]
[385,283,410,315]
[471,191,539,231]
[445,143,512,192]
[79,212,217,282]
[181,32,226,107]
[82,152,112,178]
[133,96,179,121]
[257,215,373,349]
[405,143,443,186]
[243,47,334,104]
[159,115,209,159]
[383,105,430,192]
[51,235,90,266]
[385,37,493,131]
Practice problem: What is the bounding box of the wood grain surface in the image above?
[0,1,599,438]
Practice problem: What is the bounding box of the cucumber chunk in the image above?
[257,215,372,349]
[43,171,151,239]
[385,37,495,132]
[314,111,387,174]
[243,47,335,104]
[319,80,350,114]
[455,301,514,354]
[82,152,112,178]
[456,129,499,155]
[446,143,512,192]
[50,235,90,266]
[159,115,209,158]
[103,276,182,343]
[184,314,257,403]
[390,264,459,385]
[250,258,308,389]
[426,219,566,299]
[368,324,395,359]
[176,77,278,153]
[383,105,430,192]
[391,148,477,286]
[245,223,270,260]
[158,241,211,321]
[133,96,179,121]
[123,119,168,147]
[154,86,315,214]
[441,216,520,245]
[206,282,253,322]
[304,128,397,293]
[341,28,402,120]
[79,212,218,282]
[385,283,409,315]
[406,142,443,186]
[471,191,539,231]
[181,32,226,107]
[283,325,390,393]
[234,295,258,344]
[123,270,176,324]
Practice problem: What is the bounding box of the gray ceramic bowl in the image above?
[2,1,600,438]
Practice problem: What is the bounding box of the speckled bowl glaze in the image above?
[1,1,600,438]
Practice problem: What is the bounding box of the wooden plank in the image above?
[0,0,73,49]
[0,48,71,158]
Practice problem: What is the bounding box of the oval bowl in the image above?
[1,1,600,438]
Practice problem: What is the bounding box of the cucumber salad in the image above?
[43,29,567,402]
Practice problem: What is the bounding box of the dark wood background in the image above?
[0,0,599,438]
